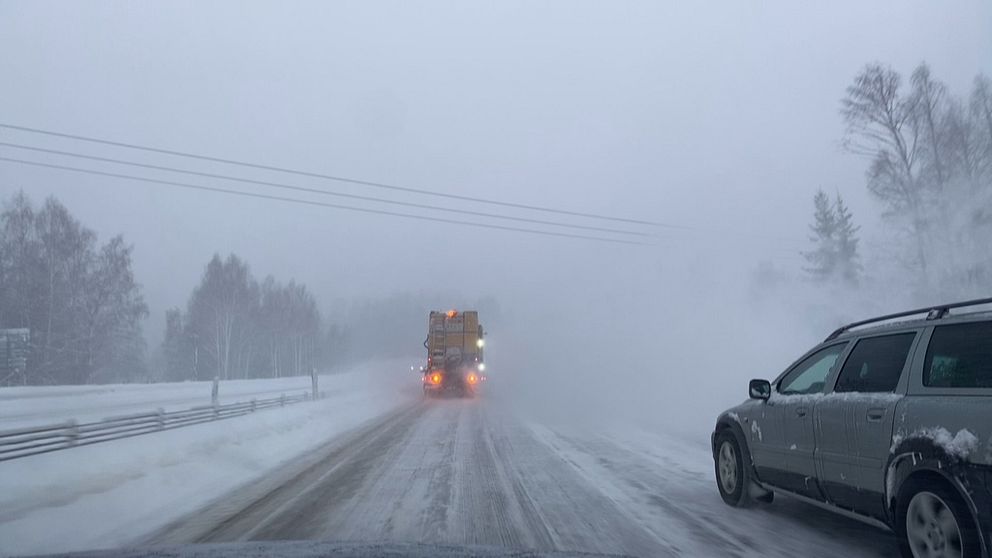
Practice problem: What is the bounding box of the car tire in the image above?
[895,478,981,558]
[714,430,754,508]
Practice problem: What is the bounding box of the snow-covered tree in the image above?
[841,63,992,293]
[176,255,321,380]
[0,191,147,385]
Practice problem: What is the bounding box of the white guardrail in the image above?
[0,392,316,462]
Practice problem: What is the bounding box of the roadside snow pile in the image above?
[0,359,418,557]
[891,427,979,460]
[0,371,382,430]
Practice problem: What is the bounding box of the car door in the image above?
[815,331,918,517]
[753,342,847,497]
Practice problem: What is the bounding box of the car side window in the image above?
[924,321,992,388]
[778,343,846,395]
[834,332,915,393]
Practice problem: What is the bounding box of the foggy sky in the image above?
[1,0,990,355]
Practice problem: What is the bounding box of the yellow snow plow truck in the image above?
[422,310,485,398]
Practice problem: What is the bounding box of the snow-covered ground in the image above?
[0,364,895,558]
[0,359,420,557]
[0,371,392,430]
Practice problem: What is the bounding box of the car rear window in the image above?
[924,321,992,388]
[834,332,916,393]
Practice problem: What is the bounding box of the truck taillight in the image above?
[466,373,479,385]
[430,373,442,385]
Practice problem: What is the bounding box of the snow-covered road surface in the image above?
[139,398,897,558]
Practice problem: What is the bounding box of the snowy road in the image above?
[141,398,898,558]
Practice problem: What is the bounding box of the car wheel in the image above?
[714,430,754,508]
[896,480,980,558]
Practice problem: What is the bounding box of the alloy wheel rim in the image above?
[906,491,963,558]
[718,441,738,494]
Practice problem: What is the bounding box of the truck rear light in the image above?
[430,373,442,385]
[466,373,479,385]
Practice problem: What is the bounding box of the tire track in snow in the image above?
[141,402,426,544]
[145,399,676,555]
[537,429,895,558]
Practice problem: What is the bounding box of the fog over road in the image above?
[142,398,898,557]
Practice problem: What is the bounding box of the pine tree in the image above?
[803,190,838,281]
[833,193,862,285]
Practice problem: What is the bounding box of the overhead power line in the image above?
[0,123,682,228]
[0,142,651,238]
[0,157,651,246]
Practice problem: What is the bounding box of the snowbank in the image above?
[0,359,419,557]
[0,371,391,430]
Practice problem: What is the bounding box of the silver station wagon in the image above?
[713,298,992,558]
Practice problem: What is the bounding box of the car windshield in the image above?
[1,2,989,558]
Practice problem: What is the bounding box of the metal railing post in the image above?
[211,376,219,406]
[64,420,79,448]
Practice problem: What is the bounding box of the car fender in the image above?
[713,413,763,484]
[887,438,989,558]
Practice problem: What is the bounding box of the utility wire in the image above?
[0,123,682,229]
[0,142,651,238]
[0,157,651,246]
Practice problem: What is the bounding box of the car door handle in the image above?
[867,408,885,421]
[795,407,808,417]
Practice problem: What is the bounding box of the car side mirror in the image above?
[749,379,771,401]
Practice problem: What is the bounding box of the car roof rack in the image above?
[824,296,992,341]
